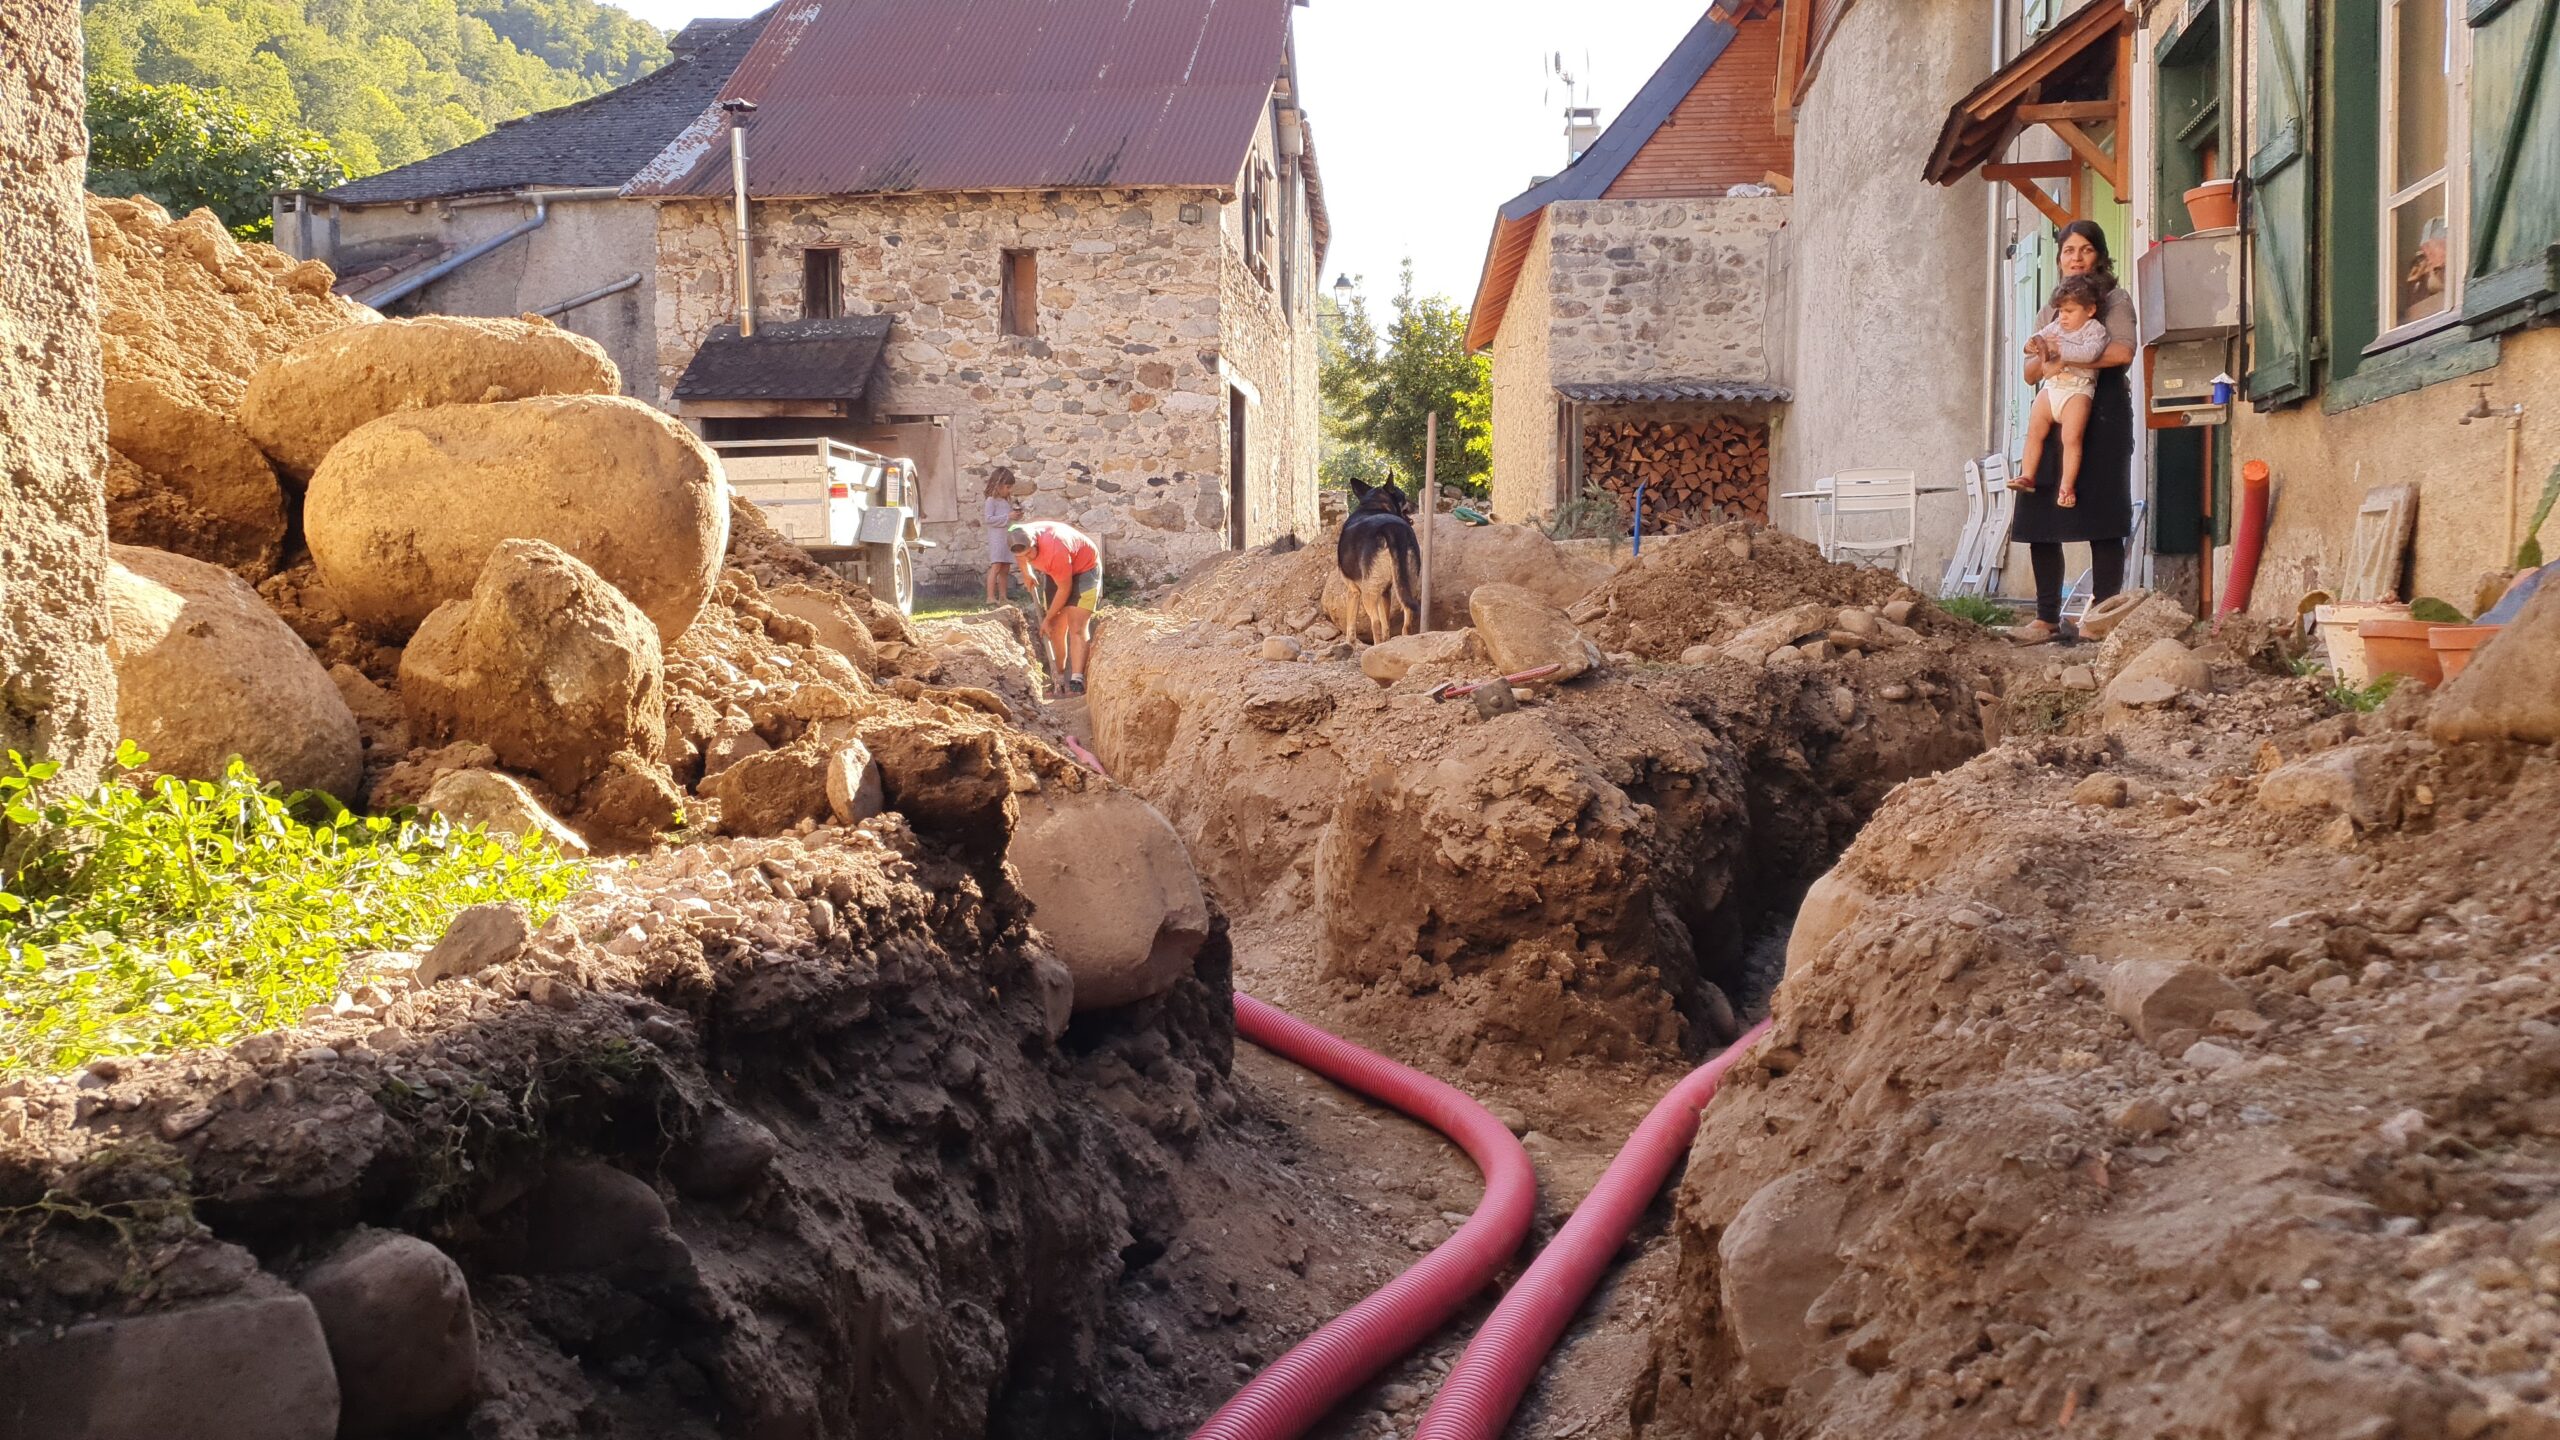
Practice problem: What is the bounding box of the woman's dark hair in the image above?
[2055,219,2119,294]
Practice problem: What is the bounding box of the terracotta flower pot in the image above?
[2427,624,2500,681]
[2184,180,2238,231]
[2359,618,2444,688]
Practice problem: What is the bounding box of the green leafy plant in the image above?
[2326,672,2402,713]
[1934,593,2015,627]
[1,745,583,1076]
[2519,463,2560,570]
[2408,597,2468,624]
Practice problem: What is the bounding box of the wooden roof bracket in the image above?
[1985,161,2077,229]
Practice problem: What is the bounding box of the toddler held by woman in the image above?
[2011,274,2111,510]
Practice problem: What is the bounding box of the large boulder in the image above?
[102,380,286,579]
[420,768,591,858]
[2102,638,2208,723]
[2430,579,2560,746]
[1006,786,1211,1011]
[698,738,833,836]
[1423,517,1615,629]
[240,315,618,481]
[1718,1170,1852,1392]
[1467,582,1601,681]
[305,395,726,643]
[105,545,363,797]
[298,1230,478,1440]
[1360,628,1477,685]
[764,583,881,673]
[400,540,666,798]
[0,1290,340,1440]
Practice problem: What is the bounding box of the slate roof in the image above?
[323,11,771,205]
[1557,380,1792,405]
[671,316,893,405]
[625,0,1298,199]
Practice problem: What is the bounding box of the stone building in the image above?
[1468,2,1794,529]
[1,0,116,791]
[629,0,1329,589]
[279,0,1329,592]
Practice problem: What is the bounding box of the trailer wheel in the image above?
[868,538,915,615]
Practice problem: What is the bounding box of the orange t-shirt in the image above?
[1018,521,1099,584]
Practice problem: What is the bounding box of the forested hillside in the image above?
[84,0,669,218]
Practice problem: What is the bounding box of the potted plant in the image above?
[2184,179,2238,231]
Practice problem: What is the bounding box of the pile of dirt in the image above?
[87,197,372,582]
[1090,530,2004,1083]
[1577,522,1952,661]
[1638,649,2560,1438]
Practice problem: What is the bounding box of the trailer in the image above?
[710,438,931,614]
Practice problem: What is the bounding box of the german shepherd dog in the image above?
[1333,478,1421,644]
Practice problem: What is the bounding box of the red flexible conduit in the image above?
[1414,1020,1773,1440]
[1190,994,1538,1440]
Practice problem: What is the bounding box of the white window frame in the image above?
[2371,0,2469,351]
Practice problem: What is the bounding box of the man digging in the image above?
[1010,519,1102,696]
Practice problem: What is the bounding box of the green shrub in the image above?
[0,744,584,1076]
[2326,673,2402,714]
[1934,593,2013,627]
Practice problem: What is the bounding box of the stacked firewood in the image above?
[1582,416,1772,528]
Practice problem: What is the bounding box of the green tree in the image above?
[85,78,348,238]
[81,0,670,191]
[1323,266,1496,499]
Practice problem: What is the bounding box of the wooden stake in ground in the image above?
[1419,412,1437,633]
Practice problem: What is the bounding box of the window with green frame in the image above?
[2156,0,2228,237]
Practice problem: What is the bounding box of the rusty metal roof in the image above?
[1557,380,1791,405]
[628,0,1296,199]
[672,316,892,404]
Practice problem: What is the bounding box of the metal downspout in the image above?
[356,187,624,310]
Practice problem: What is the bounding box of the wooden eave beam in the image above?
[2015,101,2117,123]
[2046,118,2125,194]
[1774,0,1814,134]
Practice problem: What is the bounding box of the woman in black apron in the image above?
[2008,219,2137,645]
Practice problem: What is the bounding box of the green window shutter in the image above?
[2247,0,2317,405]
[2463,0,2560,334]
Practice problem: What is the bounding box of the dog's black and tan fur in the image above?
[1332,478,1421,644]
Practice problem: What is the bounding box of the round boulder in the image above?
[106,544,362,797]
[401,540,666,799]
[103,380,287,579]
[305,394,727,643]
[298,1230,478,1440]
[1467,582,1602,681]
[1006,786,1211,1011]
[240,315,619,481]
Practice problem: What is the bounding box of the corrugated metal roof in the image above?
[1556,380,1792,404]
[672,316,892,403]
[628,0,1295,199]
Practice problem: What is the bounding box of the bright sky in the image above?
[605,0,1705,313]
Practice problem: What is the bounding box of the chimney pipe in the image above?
[722,99,758,337]
[1565,106,1601,166]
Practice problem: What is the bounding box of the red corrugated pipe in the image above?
[1413,1021,1773,1440]
[2217,458,2274,623]
[1189,994,1538,1440]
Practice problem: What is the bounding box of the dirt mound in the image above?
[0,817,1282,1439]
[241,315,620,481]
[1091,590,1993,1078]
[1164,519,1617,647]
[722,497,923,654]
[1579,522,1938,660]
[86,197,369,580]
[1640,677,2560,1440]
[86,197,369,416]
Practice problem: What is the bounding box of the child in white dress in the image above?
[983,468,1022,604]
[2013,274,2111,510]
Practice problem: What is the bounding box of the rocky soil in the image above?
[1640,583,2560,1440]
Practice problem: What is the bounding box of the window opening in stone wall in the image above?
[1243,164,1273,282]
[1229,386,1249,549]
[1001,249,1038,338]
[803,247,843,320]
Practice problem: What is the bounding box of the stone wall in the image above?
[1546,197,1791,387]
[1218,105,1323,550]
[1771,0,1992,589]
[1490,210,1561,524]
[0,0,115,789]
[656,180,1321,589]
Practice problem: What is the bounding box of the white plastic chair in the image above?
[1950,453,2019,596]
[1818,469,1918,580]
[1943,459,1989,596]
